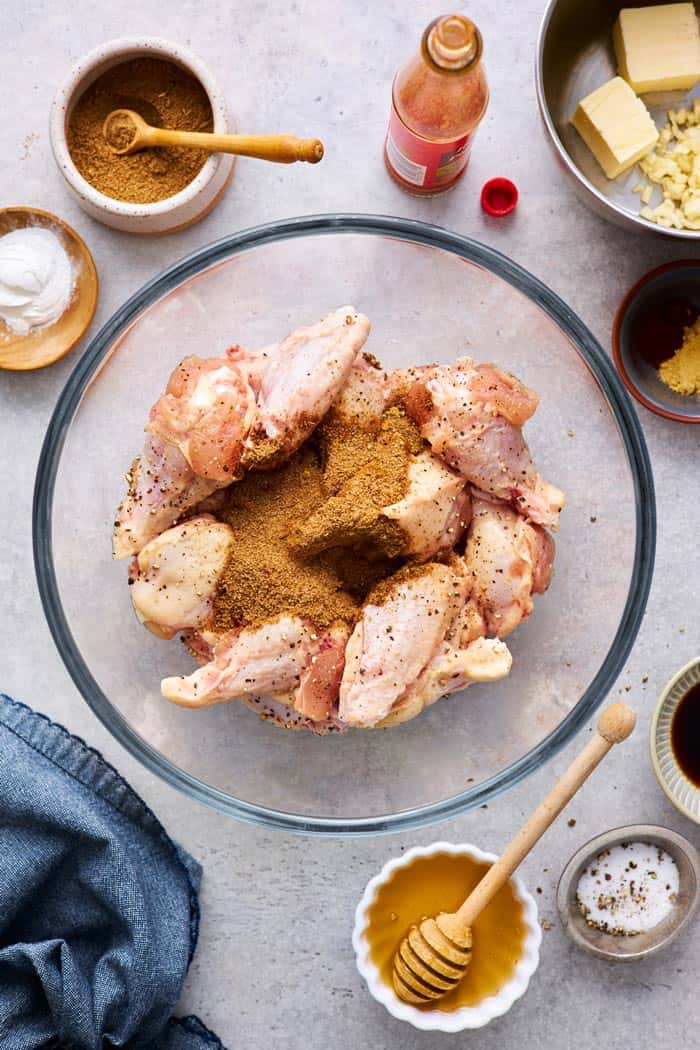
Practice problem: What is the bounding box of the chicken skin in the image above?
[379,636,512,728]
[161,615,348,722]
[325,351,387,432]
[243,306,371,467]
[338,564,463,728]
[149,356,258,482]
[402,357,565,530]
[129,515,234,639]
[464,494,554,637]
[338,562,511,728]
[225,343,274,392]
[113,434,220,559]
[383,452,471,562]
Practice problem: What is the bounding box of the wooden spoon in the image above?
[392,701,637,1005]
[103,109,324,164]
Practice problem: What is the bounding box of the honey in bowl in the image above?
[366,850,526,1011]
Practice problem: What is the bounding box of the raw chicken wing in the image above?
[243,306,370,466]
[338,564,465,728]
[113,434,219,559]
[383,452,471,561]
[403,357,564,530]
[161,615,347,717]
[149,355,257,482]
[129,515,234,639]
[464,494,554,637]
[377,558,512,727]
[379,637,512,728]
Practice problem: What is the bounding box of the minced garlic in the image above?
[659,315,700,396]
[636,98,700,230]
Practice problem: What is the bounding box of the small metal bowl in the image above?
[536,0,700,239]
[651,657,700,823]
[612,261,700,423]
[558,825,700,961]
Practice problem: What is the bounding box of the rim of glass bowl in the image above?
[33,214,656,836]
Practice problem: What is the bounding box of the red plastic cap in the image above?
[481,178,518,217]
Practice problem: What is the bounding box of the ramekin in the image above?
[352,841,541,1032]
[49,37,234,234]
[557,825,699,961]
[650,657,700,824]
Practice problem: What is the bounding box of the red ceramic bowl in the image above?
[612,261,700,424]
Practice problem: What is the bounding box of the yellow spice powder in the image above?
[659,316,700,396]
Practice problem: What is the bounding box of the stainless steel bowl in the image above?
[557,825,700,960]
[536,0,700,239]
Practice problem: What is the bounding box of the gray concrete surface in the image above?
[1,1,698,1047]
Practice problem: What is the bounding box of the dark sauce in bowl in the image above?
[671,682,700,788]
[631,298,699,370]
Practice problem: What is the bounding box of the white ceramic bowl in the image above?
[352,842,541,1032]
[650,657,700,824]
[49,37,234,234]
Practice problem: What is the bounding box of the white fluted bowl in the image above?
[352,841,542,1032]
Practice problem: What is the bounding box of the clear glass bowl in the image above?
[33,215,655,835]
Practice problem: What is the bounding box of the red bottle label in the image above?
[385,107,474,190]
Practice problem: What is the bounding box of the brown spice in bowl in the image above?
[66,57,213,204]
[209,405,422,632]
[104,111,138,153]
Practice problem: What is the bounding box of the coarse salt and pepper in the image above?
[576,841,679,935]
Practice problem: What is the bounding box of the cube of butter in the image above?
[571,77,659,179]
[614,3,700,94]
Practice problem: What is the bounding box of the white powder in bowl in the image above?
[0,226,74,335]
[576,841,679,936]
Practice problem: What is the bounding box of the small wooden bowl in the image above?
[0,207,98,371]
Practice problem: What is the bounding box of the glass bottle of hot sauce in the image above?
[384,14,489,196]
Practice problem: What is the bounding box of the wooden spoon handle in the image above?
[452,702,636,930]
[143,128,324,163]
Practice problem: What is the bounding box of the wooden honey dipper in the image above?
[392,701,636,1005]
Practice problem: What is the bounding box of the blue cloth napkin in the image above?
[0,694,225,1050]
